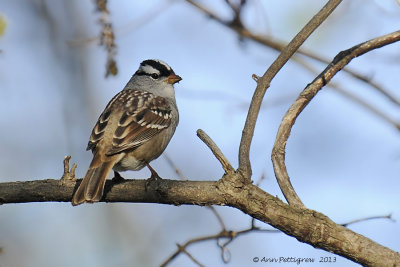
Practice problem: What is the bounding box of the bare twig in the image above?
[163,153,228,232]
[255,172,266,187]
[196,129,235,174]
[341,214,395,227]
[94,0,118,77]
[342,68,400,106]
[178,245,205,267]
[272,30,400,208]
[60,155,77,182]
[163,153,229,244]
[70,0,175,47]
[160,227,278,266]
[208,206,226,230]
[163,154,187,180]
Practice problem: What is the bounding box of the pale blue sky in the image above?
[0,1,399,266]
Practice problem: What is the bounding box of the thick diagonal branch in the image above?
[272,30,400,207]
[0,178,399,266]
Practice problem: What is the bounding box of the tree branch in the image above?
[185,0,400,108]
[0,177,399,266]
[272,30,400,209]
[239,0,342,208]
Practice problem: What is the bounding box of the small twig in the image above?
[341,214,394,227]
[70,0,174,48]
[178,245,205,267]
[60,155,77,182]
[163,154,187,180]
[217,237,232,263]
[161,210,393,266]
[94,0,118,77]
[255,172,266,187]
[208,206,226,230]
[163,154,228,236]
[271,30,400,208]
[252,74,260,82]
[196,129,235,175]
[160,226,278,266]
[331,86,400,131]
[340,67,400,106]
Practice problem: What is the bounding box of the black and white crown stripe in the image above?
[135,59,175,78]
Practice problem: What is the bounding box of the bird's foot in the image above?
[145,163,163,191]
[112,171,125,183]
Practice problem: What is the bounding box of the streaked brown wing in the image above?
[106,93,172,156]
[86,91,123,151]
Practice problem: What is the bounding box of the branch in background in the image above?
[332,86,400,130]
[272,30,400,211]
[160,223,278,267]
[291,55,400,131]
[94,0,118,77]
[163,153,187,181]
[185,0,400,107]
[162,172,273,266]
[70,0,174,47]
[161,212,394,267]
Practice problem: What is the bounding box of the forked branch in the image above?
[239,0,343,209]
[272,30,400,207]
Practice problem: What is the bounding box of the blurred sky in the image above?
[0,0,399,266]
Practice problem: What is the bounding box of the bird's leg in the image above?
[145,163,162,190]
[112,171,125,183]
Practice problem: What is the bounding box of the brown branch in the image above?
[272,30,400,209]
[291,55,400,130]
[196,129,235,174]
[164,153,229,236]
[1,177,399,266]
[238,0,343,208]
[94,0,118,77]
[177,245,205,267]
[160,224,278,266]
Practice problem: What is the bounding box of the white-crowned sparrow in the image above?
[72,59,181,206]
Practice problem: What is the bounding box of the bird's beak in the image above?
[166,74,182,84]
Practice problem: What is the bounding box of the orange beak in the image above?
[166,74,182,84]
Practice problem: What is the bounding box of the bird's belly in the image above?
[113,154,145,172]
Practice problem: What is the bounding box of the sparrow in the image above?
[72,59,181,206]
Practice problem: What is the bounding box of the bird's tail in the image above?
[72,155,117,206]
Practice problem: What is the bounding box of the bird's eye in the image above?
[150,73,159,79]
